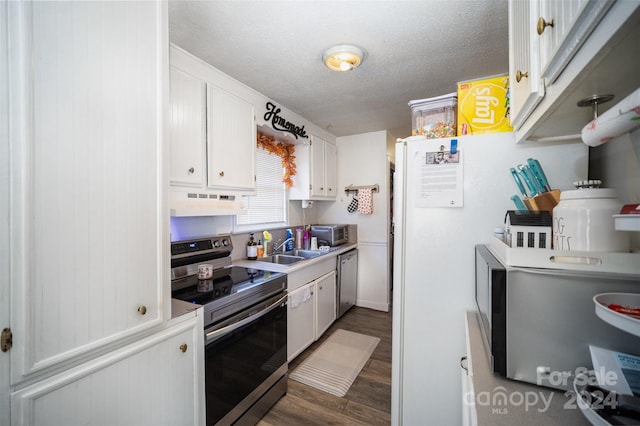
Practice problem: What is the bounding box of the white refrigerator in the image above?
[391,133,588,425]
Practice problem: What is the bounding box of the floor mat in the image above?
[289,329,380,397]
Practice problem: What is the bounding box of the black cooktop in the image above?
[171,266,284,306]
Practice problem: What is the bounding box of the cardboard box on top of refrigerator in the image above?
[457,74,512,135]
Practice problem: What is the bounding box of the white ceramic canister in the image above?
[552,188,629,252]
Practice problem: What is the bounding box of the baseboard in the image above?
[356,299,389,312]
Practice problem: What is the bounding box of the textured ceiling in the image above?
[169,0,509,138]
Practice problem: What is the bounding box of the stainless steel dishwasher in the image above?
[337,249,358,318]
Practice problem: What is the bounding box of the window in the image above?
[235,147,287,230]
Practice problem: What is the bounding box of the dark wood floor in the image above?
[258,306,392,426]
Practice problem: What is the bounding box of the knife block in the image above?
[523,189,561,212]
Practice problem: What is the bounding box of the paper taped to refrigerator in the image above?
[414,149,463,207]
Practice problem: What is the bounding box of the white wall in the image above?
[317,130,391,311]
[590,127,640,248]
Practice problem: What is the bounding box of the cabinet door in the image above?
[538,0,613,83]
[11,314,205,426]
[315,271,336,339]
[169,66,206,188]
[310,135,326,198]
[287,282,315,361]
[207,84,256,192]
[324,142,337,199]
[508,0,544,129]
[6,0,168,384]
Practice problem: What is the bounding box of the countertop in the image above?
[233,243,358,273]
[465,311,590,425]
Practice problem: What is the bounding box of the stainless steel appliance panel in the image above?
[475,244,640,391]
[337,249,358,318]
[311,225,349,247]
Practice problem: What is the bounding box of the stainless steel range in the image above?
[171,235,287,425]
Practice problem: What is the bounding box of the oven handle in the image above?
[205,293,287,344]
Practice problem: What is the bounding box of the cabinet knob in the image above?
[137,305,147,315]
[180,343,188,353]
[328,188,332,192]
[515,70,529,83]
[460,355,468,373]
[319,285,323,290]
[537,17,555,35]
[320,187,324,191]
[188,167,195,174]
[219,171,225,177]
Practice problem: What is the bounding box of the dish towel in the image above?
[357,188,373,215]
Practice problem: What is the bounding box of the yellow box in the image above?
[457,75,512,135]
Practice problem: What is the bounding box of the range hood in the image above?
[169,190,247,217]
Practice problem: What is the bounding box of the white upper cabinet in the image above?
[508,0,639,143]
[207,84,256,192]
[537,0,613,84]
[5,0,169,384]
[290,135,337,200]
[169,44,256,211]
[169,66,206,188]
[508,0,544,129]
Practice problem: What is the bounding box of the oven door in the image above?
[204,292,287,425]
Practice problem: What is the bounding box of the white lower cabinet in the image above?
[315,271,336,338]
[287,267,337,362]
[10,312,205,426]
[287,282,316,361]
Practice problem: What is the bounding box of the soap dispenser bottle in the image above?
[247,233,257,260]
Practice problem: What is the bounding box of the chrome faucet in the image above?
[272,238,294,254]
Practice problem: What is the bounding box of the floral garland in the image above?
[257,132,297,188]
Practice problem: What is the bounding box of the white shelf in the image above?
[613,214,640,231]
[487,237,640,275]
[594,293,640,338]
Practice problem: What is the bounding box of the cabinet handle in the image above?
[137,305,147,315]
[180,343,188,353]
[219,171,224,177]
[515,70,528,83]
[537,17,555,35]
[460,355,468,373]
[188,167,195,174]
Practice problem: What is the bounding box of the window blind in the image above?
[236,147,286,226]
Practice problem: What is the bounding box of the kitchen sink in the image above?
[263,254,306,265]
[282,249,323,259]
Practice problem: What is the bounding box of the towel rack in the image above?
[344,184,379,194]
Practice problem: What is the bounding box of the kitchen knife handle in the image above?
[527,158,551,192]
[511,195,528,211]
[510,168,527,197]
[517,166,539,196]
[522,165,544,195]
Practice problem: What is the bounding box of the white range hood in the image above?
[169,190,246,217]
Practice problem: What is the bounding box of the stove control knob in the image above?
[222,239,229,246]
[213,240,221,248]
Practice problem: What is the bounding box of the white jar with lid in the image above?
[552,187,629,252]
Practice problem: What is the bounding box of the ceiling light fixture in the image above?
[322,44,365,72]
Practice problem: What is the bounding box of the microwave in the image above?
[311,225,349,247]
[475,244,640,391]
